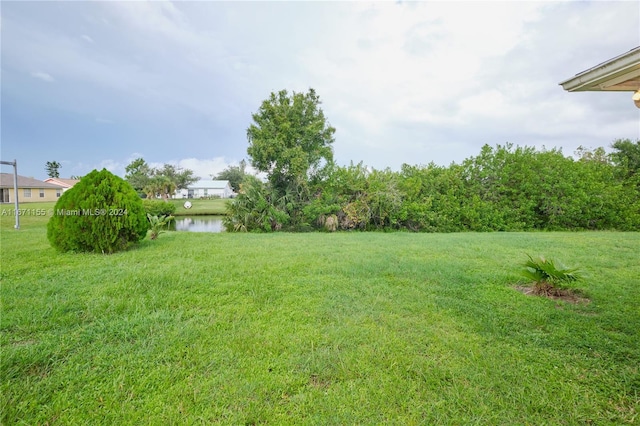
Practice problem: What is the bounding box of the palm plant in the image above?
[143,179,163,200]
[147,214,174,240]
[223,176,291,232]
[522,255,582,295]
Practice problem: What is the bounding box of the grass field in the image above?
[169,198,228,216]
[1,202,639,424]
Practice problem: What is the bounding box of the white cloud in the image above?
[96,159,122,175]
[294,5,521,165]
[175,157,229,180]
[72,159,130,178]
[3,1,639,180]
[108,1,196,46]
[458,90,512,118]
[30,71,54,82]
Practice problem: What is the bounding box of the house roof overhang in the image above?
[559,46,640,108]
[0,173,64,189]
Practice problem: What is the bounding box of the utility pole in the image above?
[0,159,20,229]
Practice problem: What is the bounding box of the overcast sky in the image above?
[1,1,639,180]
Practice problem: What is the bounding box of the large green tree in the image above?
[246,88,336,196]
[213,160,248,192]
[125,158,152,194]
[156,164,198,192]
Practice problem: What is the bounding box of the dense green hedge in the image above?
[225,142,640,232]
[47,169,149,253]
[142,199,177,217]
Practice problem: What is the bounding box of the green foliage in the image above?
[143,174,176,200]
[302,162,402,231]
[223,176,290,232]
[45,160,61,178]
[398,163,473,232]
[125,158,198,199]
[522,255,582,290]
[155,163,198,192]
[230,136,640,233]
[247,88,335,202]
[124,158,152,194]
[147,213,174,240]
[213,159,248,192]
[143,199,177,217]
[460,143,638,231]
[574,146,610,164]
[610,138,640,179]
[47,169,149,253]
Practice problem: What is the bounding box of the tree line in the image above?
[223,88,640,232]
[124,158,246,199]
[125,158,198,200]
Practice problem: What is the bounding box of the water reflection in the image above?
[172,216,225,233]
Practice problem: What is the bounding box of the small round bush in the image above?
[47,169,149,253]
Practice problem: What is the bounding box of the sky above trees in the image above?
[1,1,639,180]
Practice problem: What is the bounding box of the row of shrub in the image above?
[142,199,177,217]
[225,143,640,232]
[45,141,640,253]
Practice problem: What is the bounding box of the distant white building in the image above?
[175,180,234,199]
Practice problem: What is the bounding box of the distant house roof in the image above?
[0,173,64,189]
[559,46,640,108]
[43,177,80,188]
[188,180,231,189]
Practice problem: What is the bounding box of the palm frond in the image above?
[521,254,582,288]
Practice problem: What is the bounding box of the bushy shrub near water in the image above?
[143,199,177,217]
[47,169,149,253]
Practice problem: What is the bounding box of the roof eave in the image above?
[559,47,640,92]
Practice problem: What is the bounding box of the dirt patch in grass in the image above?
[309,374,332,389]
[515,284,590,304]
[11,339,37,347]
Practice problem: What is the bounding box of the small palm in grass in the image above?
[522,255,582,296]
[147,214,174,240]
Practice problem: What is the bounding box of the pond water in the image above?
[171,216,225,233]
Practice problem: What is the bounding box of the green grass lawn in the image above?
[1,204,639,424]
[169,198,228,216]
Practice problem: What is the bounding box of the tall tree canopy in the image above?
[213,160,248,192]
[610,138,640,179]
[246,88,335,194]
[156,164,198,192]
[124,158,152,193]
[45,161,61,178]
